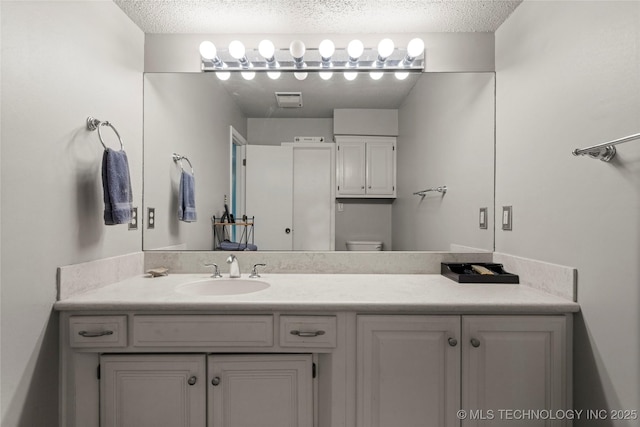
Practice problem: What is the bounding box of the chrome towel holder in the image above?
[87,116,124,151]
[172,153,195,175]
[413,186,447,197]
[572,132,640,162]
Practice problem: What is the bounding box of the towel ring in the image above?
[172,153,195,175]
[87,116,124,151]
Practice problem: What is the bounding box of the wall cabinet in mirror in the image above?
[336,136,396,198]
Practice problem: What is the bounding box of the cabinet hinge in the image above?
[312,362,317,379]
[393,146,395,151]
[337,185,340,191]
[97,364,101,380]
[243,158,246,166]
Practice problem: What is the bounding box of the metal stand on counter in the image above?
[212,216,257,251]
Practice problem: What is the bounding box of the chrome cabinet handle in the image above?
[470,338,481,348]
[188,376,197,386]
[211,376,221,386]
[290,330,325,338]
[78,330,114,338]
[448,337,458,347]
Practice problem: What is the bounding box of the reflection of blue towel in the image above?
[218,241,258,251]
[178,170,197,222]
[102,148,133,225]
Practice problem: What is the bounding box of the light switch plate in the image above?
[479,207,488,229]
[502,206,513,231]
[147,208,155,229]
[128,207,138,230]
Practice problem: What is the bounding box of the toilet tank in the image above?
[345,241,383,251]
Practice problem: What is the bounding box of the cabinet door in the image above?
[337,141,366,195]
[357,315,461,427]
[365,140,396,196]
[208,354,313,427]
[462,316,567,427]
[100,354,206,427]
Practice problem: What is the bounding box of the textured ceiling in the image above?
[114,0,523,34]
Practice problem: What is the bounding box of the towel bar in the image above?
[172,153,195,175]
[413,186,447,197]
[87,116,124,151]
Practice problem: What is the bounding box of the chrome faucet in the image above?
[204,263,222,278]
[226,254,241,278]
[249,263,266,278]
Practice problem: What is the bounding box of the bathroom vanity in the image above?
[56,273,578,427]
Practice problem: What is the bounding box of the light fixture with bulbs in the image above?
[199,38,425,80]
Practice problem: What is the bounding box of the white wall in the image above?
[496,0,640,421]
[1,2,144,426]
[247,118,332,145]
[144,73,247,250]
[394,73,495,251]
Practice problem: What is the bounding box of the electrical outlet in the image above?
[128,207,138,230]
[502,206,513,231]
[147,207,155,229]
[479,207,488,229]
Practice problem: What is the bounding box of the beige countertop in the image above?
[54,273,579,313]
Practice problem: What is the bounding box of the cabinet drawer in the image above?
[280,315,337,348]
[69,315,127,348]
[133,315,273,347]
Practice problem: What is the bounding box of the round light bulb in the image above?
[294,71,308,81]
[344,71,358,81]
[267,71,281,80]
[319,71,333,80]
[407,38,425,58]
[370,71,384,80]
[199,41,217,59]
[289,40,306,59]
[258,39,275,60]
[216,71,231,81]
[347,39,364,59]
[395,71,409,80]
[377,38,395,59]
[228,40,246,60]
[241,71,255,80]
[318,39,335,59]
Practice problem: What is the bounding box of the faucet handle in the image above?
[204,263,222,278]
[250,263,266,278]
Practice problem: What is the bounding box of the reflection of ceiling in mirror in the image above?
[218,72,422,118]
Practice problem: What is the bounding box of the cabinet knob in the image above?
[211,376,221,386]
[448,337,458,347]
[285,228,291,234]
[470,338,481,348]
[361,186,365,189]
[187,376,197,386]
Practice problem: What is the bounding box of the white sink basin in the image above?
[176,279,270,296]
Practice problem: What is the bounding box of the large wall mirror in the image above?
[143,71,495,252]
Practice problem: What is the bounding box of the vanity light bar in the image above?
[199,39,425,75]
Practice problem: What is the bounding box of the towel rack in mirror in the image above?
[413,186,447,197]
[172,153,195,175]
[86,116,124,151]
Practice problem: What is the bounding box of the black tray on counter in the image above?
[441,263,519,284]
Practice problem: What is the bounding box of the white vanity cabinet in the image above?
[60,312,342,427]
[336,136,396,198]
[357,315,571,427]
[462,316,569,427]
[100,354,207,427]
[357,315,461,427]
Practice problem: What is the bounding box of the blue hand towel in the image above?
[102,148,133,225]
[178,170,197,222]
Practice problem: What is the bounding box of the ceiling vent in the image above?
[275,92,303,108]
